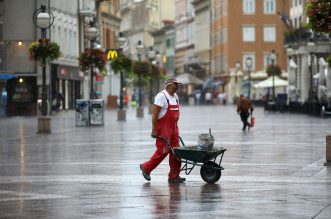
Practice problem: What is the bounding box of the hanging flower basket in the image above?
[133,61,150,75]
[305,0,331,33]
[110,56,132,73]
[159,67,168,80]
[28,38,61,66]
[151,64,159,76]
[79,49,107,75]
[266,65,282,77]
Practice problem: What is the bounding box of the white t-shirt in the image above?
[154,90,179,119]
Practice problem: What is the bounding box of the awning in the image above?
[0,73,17,80]
[253,76,288,88]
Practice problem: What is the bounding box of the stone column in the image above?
[228,70,236,104]
[236,70,244,98]
[300,54,310,102]
[327,66,331,101]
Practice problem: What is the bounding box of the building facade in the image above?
[286,0,331,105]
[192,0,211,79]
[1,0,38,116]
[51,0,82,110]
[175,0,195,75]
[211,0,290,77]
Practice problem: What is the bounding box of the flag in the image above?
[278,11,293,30]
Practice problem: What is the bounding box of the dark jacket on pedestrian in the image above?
[237,95,254,113]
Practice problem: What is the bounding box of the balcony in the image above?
[284,27,330,45]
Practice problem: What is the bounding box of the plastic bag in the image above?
[250,116,255,127]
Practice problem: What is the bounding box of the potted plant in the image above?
[28,38,61,66]
[305,0,331,33]
[79,49,107,76]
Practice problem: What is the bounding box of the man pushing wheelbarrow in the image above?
[140,78,186,183]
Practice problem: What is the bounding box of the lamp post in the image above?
[85,20,98,99]
[117,32,128,121]
[148,46,156,114]
[155,51,161,92]
[269,49,276,101]
[33,4,54,133]
[135,40,145,118]
[305,40,317,104]
[245,57,252,99]
[117,32,128,111]
[235,61,241,100]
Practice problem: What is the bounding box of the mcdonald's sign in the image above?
[106,49,119,61]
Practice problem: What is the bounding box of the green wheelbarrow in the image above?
[158,135,226,184]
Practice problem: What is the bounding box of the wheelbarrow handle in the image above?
[156,135,181,162]
[179,136,185,147]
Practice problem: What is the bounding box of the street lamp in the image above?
[245,57,252,99]
[85,20,98,99]
[135,40,145,117]
[235,61,241,83]
[33,4,54,117]
[155,51,161,92]
[117,32,128,121]
[305,40,317,103]
[269,49,276,100]
[148,46,156,113]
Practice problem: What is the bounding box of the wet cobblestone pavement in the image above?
[0,105,331,218]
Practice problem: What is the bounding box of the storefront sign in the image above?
[57,66,83,80]
[106,49,119,61]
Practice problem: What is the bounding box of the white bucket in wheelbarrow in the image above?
[198,128,214,151]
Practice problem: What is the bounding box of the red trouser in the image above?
[141,95,181,180]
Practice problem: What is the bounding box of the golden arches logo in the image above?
[107,50,119,60]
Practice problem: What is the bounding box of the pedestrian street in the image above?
[0,105,330,218]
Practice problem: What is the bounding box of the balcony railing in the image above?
[284,27,331,45]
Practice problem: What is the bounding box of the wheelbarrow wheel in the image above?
[200,161,222,183]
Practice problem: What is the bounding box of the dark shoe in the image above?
[140,164,151,181]
[168,176,186,183]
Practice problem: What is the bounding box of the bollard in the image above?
[37,116,51,134]
[325,135,331,166]
[117,109,126,121]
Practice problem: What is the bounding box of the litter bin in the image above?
[89,99,104,126]
[75,99,89,127]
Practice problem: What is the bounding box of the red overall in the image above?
[141,93,181,180]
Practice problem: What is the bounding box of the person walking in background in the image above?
[237,95,254,131]
[140,78,185,183]
[205,90,212,105]
[217,92,227,105]
[194,90,201,106]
